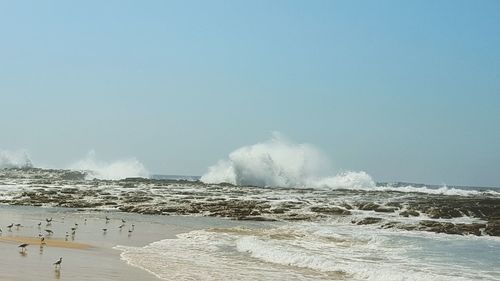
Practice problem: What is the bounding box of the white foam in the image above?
[356,184,500,197]
[115,229,323,281]
[0,149,33,169]
[236,236,339,272]
[116,223,499,281]
[69,150,149,180]
[311,171,376,189]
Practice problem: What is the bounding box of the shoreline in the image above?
[0,204,271,281]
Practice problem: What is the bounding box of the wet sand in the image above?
[0,236,92,249]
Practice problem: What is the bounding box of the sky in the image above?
[0,0,499,186]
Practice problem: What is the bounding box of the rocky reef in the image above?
[1,168,499,237]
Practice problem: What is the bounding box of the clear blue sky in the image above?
[1,0,499,186]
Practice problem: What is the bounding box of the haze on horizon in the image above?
[1,0,499,187]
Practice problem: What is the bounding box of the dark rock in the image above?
[416,220,486,236]
[381,221,400,229]
[123,196,153,203]
[60,188,78,194]
[418,220,459,234]
[310,206,351,215]
[358,203,380,211]
[281,213,318,221]
[236,216,277,221]
[340,203,353,210]
[427,207,463,219]
[386,202,403,208]
[455,223,486,236]
[356,217,382,225]
[270,208,288,214]
[485,220,500,236]
[398,224,418,231]
[374,206,397,213]
[399,210,420,217]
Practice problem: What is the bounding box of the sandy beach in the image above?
[0,205,160,281]
[0,205,266,281]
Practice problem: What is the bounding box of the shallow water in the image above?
[117,219,500,281]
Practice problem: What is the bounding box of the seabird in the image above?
[121,219,126,223]
[37,222,42,227]
[18,243,29,252]
[102,228,107,233]
[53,257,63,268]
[45,229,54,235]
[40,237,46,245]
[46,218,52,223]
[118,224,125,229]
[71,227,77,231]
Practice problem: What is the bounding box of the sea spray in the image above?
[69,150,149,180]
[311,171,375,189]
[201,134,375,189]
[0,149,33,169]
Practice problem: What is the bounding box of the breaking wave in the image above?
[0,149,33,169]
[116,224,499,281]
[69,150,149,180]
[201,133,375,189]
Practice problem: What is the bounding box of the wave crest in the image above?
[201,134,375,189]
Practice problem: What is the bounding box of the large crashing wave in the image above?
[69,150,149,180]
[201,134,375,189]
[0,149,33,169]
